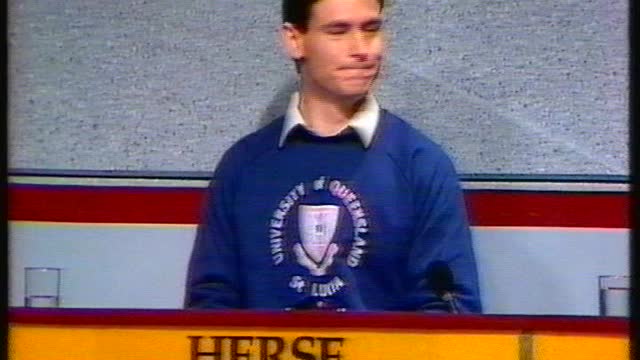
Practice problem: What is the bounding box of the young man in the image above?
[185,0,482,312]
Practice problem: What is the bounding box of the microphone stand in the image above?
[440,291,460,314]
[426,261,462,314]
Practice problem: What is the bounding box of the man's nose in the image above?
[349,31,370,59]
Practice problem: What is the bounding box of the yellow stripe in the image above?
[473,226,629,232]
[534,334,629,360]
[10,324,629,360]
[9,175,629,192]
[10,221,630,233]
[10,325,518,360]
[8,175,209,188]
[9,220,198,229]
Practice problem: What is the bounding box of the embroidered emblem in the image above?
[270,177,371,298]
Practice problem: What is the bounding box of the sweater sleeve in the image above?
[406,147,483,313]
[183,143,246,309]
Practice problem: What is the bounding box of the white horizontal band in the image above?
[9,176,629,192]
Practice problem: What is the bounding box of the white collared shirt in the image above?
[278,92,380,148]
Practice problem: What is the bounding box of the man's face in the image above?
[295,0,385,101]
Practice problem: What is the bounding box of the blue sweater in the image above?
[185,110,482,312]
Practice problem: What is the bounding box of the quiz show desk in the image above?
[9,308,629,360]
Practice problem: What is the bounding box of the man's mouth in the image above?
[341,64,377,70]
[342,67,377,80]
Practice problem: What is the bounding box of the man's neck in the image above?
[298,88,367,137]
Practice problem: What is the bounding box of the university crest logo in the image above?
[268,176,370,298]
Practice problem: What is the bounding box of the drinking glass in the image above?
[24,267,62,308]
[598,275,629,317]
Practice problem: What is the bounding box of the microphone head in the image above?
[426,261,455,295]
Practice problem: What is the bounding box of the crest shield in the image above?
[298,205,340,264]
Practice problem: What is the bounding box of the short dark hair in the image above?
[282,0,385,30]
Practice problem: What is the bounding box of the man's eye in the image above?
[327,28,348,35]
[364,23,382,32]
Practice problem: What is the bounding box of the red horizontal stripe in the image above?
[8,185,205,224]
[8,308,628,336]
[465,191,629,228]
[8,185,629,227]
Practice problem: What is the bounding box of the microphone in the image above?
[426,261,460,314]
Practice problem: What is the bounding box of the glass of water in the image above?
[24,267,62,308]
[598,275,629,317]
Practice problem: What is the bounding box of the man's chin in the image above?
[334,85,373,100]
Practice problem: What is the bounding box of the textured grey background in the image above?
[8,0,628,175]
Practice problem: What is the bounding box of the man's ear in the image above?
[280,22,305,61]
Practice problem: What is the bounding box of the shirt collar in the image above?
[278,92,380,148]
